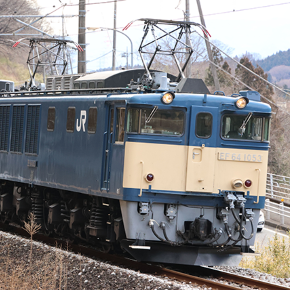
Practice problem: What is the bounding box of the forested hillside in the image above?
[256,49,290,72]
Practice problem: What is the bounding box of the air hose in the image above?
[231,208,254,241]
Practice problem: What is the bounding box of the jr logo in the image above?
[76,110,87,132]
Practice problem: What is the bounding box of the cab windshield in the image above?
[127,107,184,136]
[222,114,270,141]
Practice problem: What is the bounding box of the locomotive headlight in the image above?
[235,97,249,109]
[161,92,175,104]
[232,179,243,189]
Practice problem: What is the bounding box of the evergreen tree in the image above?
[204,47,232,87]
[235,57,274,101]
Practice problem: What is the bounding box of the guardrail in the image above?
[264,199,290,225]
[266,173,290,202]
[264,173,290,226]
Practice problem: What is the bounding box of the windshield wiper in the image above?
[145,106,158,123]
[239,112,252,136]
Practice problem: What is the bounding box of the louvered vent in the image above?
[0,106,10,151]
[63,76,71,90]
[46,77,53,90]
[25,106,40,154]
[55,77,62,90]
[11,106,24,153]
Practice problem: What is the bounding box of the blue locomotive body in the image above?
[0,81,271,265]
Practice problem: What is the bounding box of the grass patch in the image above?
[0,245,68,289]
[0,214,69,289]
[240,233,290,278]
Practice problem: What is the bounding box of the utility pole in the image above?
[196,0,220,90]
[78,0,86,74]
[62,12,66,74]
[185,0,190,78]
[112,0,117,70]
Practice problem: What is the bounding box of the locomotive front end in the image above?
[120,91,271,266]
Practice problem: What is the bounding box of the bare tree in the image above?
[0,0,51,54]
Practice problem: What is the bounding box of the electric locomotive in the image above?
[0,19,271,266]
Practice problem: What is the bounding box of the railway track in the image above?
[1,222,289,290]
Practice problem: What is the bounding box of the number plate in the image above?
[218,152,262,162]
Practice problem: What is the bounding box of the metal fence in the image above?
[266,173,290,202]
[264,199,290,225]
[265,173,290,225]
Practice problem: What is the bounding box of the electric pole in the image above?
[78,0,86,74]
[196,0,220,90]
[185,0,190,78]
[112,0,117,70]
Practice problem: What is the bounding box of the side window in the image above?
[196,112,212,138]
[66,107,75,132]
[47,107,55,131]
[88,107,97,133]
[89,82,95,88]
[97,82,104,88]
[74,83,80,89]
[81,82,87,89]
[115,108,125,143]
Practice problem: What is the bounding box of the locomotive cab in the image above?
[120,90,271,266]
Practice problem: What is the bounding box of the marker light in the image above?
[145,173,154,182]
[244,179,252,188]
[236,97,249,109]
[161,92,175,104]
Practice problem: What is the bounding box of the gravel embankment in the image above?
[0,231,289,289]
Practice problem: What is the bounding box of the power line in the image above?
[194,31,290,117]
[191,2,290,19]
[37,0,126,10]
[196,30,290,99]
[87,50,111,63]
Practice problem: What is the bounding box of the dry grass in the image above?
[0,214,69,289]
[240,232,290,278]
[0,249,68,289]
[23,212,42,268]
[0,242,67,290]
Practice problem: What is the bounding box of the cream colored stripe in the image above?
[123,142,268,197]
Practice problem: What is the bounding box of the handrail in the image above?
[254,169,261,204]
[139,160,144,197]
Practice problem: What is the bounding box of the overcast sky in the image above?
[35,0,290,72]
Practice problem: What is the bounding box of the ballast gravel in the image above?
[0,231,288,290]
